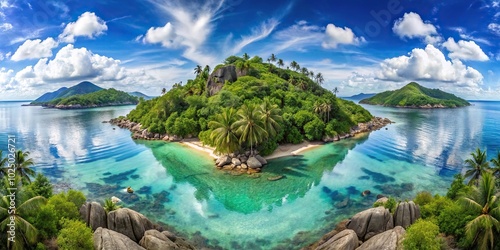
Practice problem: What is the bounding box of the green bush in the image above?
[304,118,325,140]
[437,201,474,245]
[414,191,433,206]
[57,219,93,250]
[27,173,53,199]
[33,204,59,240]
[403,219,443,250]
[420,195,453,219]
[446,174,471,200]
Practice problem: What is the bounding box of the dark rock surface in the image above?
[206,65,238,96]
[356,226,405,250]
[394,201,420,229]
[94,227,145,250]
[107,208,155,242]
[346,206,394,241]
[80,202,107,231]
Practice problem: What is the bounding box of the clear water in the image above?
[1,100,499,249]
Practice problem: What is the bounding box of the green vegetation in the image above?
[104,198,120,212]
[47,88,138,107]
[0,149,93,249]
[31,81,103,104]
[403,219,443,250]
[360,82,470,108]
[127,54,372,155]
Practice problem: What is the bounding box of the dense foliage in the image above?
[403,219,443,250]
[127,54,372,155]
[48,88,139,107]
[360,82,470,108]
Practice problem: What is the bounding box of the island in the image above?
[111,54,391,173]
[360,82,470,108]
[27,81,144,109]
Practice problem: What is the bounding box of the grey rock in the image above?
[315,229,358,250]
[356,226,406,250]
[216,156,232,167]
[206,65,238,96]
[254,155,267,165]
[94,227,145,250]
[80,202,107,231]
[394,201,420,229]
[231,158,241,166]
[247,157,263,169]
[346,206,393,241]
[139,230,195,250]
[107,208,155,242]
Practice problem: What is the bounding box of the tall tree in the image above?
[269,54,277,64]
[259,99,283,138]
[315,72,324,85]
[277,59,284,68]
[460,172,500,249]
[301,67,308,75]
[321,101,332,122]
[242,53,250,61]
[209,108,240,155]
[194,65,202,76]
[464,148,490,186]
[234,105,267,156]
[290,61,298,72]
[11,150,35,184]
[332,87,339,96]
[0,150,7,178]
[161,88,166,95]
[490,151,500,178]
[309,71,314,79]
[203,65,211,75]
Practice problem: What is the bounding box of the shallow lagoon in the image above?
[1,101,499,249]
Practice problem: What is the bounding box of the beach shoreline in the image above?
[179,139,323,160]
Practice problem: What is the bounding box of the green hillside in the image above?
[126,54,373,155]
[360,82,470,108]
[47,88,138,108]
[31,81,103,104]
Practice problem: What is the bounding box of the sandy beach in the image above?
[180,138,323,160]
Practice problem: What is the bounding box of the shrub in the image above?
[414,191,433,206]
[57,219,93,250]
[446,174,471,200]
[403,219,443,250]
[27,173,53,199]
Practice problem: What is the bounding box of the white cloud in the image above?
[450,27,491,46]
[488,23,500,36]
[143,22,177,48]
[271,21,323,53]
[0,0,15,8]
[59,12,108,43]
[393,12,441,43]
[0,67,14,92]
[322,23,365,49]
[0,22,12,31]
[230,18,280,55]
[377,44,483,87]
[11,38,59,61]
[442,38,489,61]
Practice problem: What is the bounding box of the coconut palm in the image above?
[209,108,240,155]
[277,59,284,68]
[259,99,282,138]
[242,53,250,61]
[103,198,120,212]
[8,150,35,184]
[464,148,491,186]
[269,54,277,64]
[332,87,339,96]
[321,101,332,122]
[460,172,500,249]
[161,88,166,95]
[290,61,298,72]
[491,151,500,178]
[234,104,267,156]
[313,101,323,118]
[194,65,203,76]
[309,71,314,79]
[315,72,324,85]
[301,67,308,75]
[203,65,211,75]
[0,150,7,178]
[0,176,46,250]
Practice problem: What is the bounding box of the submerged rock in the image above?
[94,227,145,250]
[315,229,358,250]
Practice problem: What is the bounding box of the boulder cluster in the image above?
[80,202,195,250]
[215,153,268,174]
[323,117,392,142]
[312,201,420,250]
[109,118,185,141]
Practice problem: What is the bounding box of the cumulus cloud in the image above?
[322,23,365,49]
[143,22,177,48]
[0,67,14,92]
[442,38,488,61]
[15,44,126,84]
[393,12,441,43]
[11,38,59,61]
[376,44,483,87]
[488,23,500,36]
[59,12,108,43]
[0,22,12,31]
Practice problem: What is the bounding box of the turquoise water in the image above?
[1,101,499,249]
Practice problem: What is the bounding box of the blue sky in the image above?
[0,0,499,100]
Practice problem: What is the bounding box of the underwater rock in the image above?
[335,196,351,209]
[362,190,371,197]
[138,186,152,194]
[152,190,170,203]
[361,168,395,183]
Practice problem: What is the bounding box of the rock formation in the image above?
[356,226,405,250]
[315,229,359,250]
[80,202,107,231]
[107,208,155,242]
[394,201,420,229]
[94,227,145,250]
[346,206,394,241]
[206,65,238,96]
[139,229,195,250]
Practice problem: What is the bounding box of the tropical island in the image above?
[360,82,470,108]
[27,81,145,109]
[111,54,391,172]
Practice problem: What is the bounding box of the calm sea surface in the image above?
[1,100,499,249]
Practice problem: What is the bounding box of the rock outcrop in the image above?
[315,229,359,250]
[247,156,263,169]
[323,117,392,142]
[346,206,394,241]
[356,226,406,250]
[394,201,420,229]
[215,153,267,173]
[139,229,195,250]
[107,208,155,242]
[80,202,107,231]
[206,65,238,96]
[94,227,145,250]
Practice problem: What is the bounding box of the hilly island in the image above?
[360,82,470,108]
[29,81,148,109]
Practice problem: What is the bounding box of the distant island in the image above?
[27,81,149,109]
[360,82,470,108]
[344,93,376,100]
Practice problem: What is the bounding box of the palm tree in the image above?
[313,101,323,117]
[301,67,308,76]
[259,99,282,138]
[9,150,35,184]
[194,65,203,76]
[269,54,277,64]
[103,198,120,212]
[464,148,491,186]
[234,105,267,156]
[161,88,166,95]
[290,61,298,72]
[297,79,308,90]
[209,108,240,155]
[315,72,324,85]
[204,65,211,75]
[460,172,500,249]
[491,151,500,178]
[242,53,250,61]
[309,71,314,79]
[0,150,7,178]
[332,87,339,96]
[321,101,332,122]
[0,176,46,250]
[277,59,284,68]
